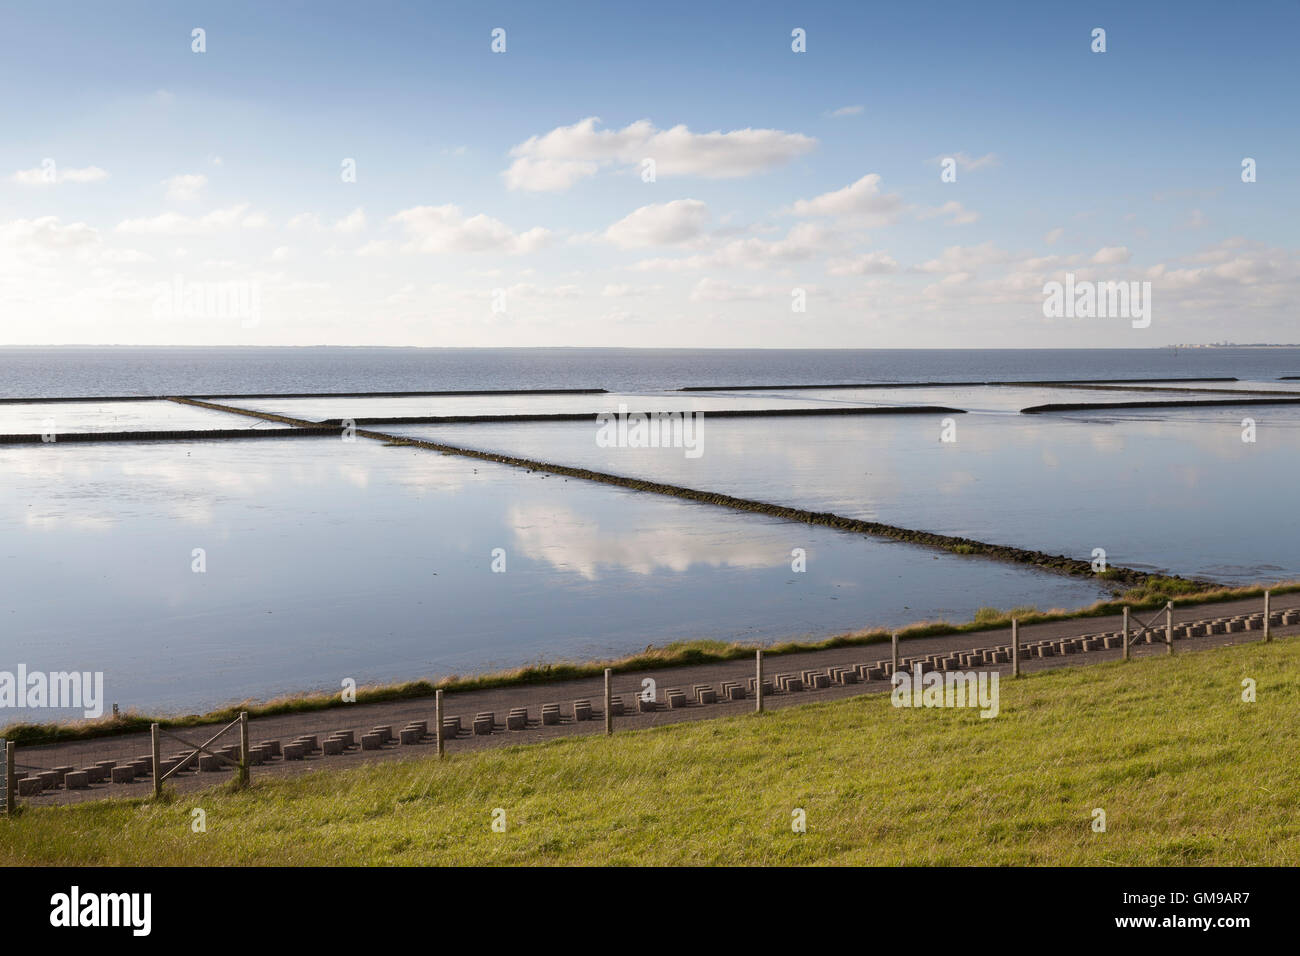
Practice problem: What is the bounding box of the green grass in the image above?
[3,639,1297,866]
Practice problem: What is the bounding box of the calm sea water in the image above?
[3,346,1300,398]
[0,436,1107,719]
[0,347,1295,719]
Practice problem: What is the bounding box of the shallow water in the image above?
[220,390,864,422]
[0,399,280,434]
[388,399,1300,584]
[0,435,1109,720]
[4,346,1299,398]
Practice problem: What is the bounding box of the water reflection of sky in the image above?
[223,391,857,421]
[393,402,1300,584]
[0,436,1108,719]
[0,400,278,434]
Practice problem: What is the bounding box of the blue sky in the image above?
[1,0,1296,347]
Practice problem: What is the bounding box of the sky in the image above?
[1,0,1297,348]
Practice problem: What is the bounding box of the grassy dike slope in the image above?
[2,640,1298,866]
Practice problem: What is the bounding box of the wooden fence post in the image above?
[604,668,613,735]
[1011,619,1020,678]
[1165,603,1174,655]
[152,723,162,798]
[436,689,445,757]
[1122,607,1130,661]
[1264,590,1272,643]
[238,712,250,787]
[755,650,764,713]
[891,632,899,677]
[4,740,14,815]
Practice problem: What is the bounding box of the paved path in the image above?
[11,591,1298,806]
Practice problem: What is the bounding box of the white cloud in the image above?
[689,278,790,301]
[1091,246,1131,264]
[115,204,267,235]
[504,117,816,191]
[333,208,366,234]
[785,173,903,226]
[604,199,708,248]
[634,222,836,272]
[916,200,979,225]
[0,216,99,253]
[915,242,1011,274]
[163,173,207,201]
[828,105,864,117]
[826,251,900,276]
[1044,227,1064,245]
[10,164,109,186]
[389,205,553,255]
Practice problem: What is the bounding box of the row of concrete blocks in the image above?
[852,609,1300,678]
[16,756,157,794]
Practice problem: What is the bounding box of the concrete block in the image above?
[506,711,526,731]
[398,728,421,745]
[51,766,74,783]
[198,755,224,772]
[697,688,718,704]
[726,684,746,700]
[608,696,625,717]
[573,701,592,721]
[542,705,561,725]
[95,759,116,772]
[282,743,306,760]
[636,696,655,713]
[83,765,108,783]
[323,738,345,755]
[360,733,383,751]
[17,777,42,796]
[64,771,89,790]
[37,771,60,790]
[260,740,281,757]
[109,766,135,784]
[666,689,688,709]
[373,725,394,743]
[473,716,493,735]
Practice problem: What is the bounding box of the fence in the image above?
[0,589,1289,812]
